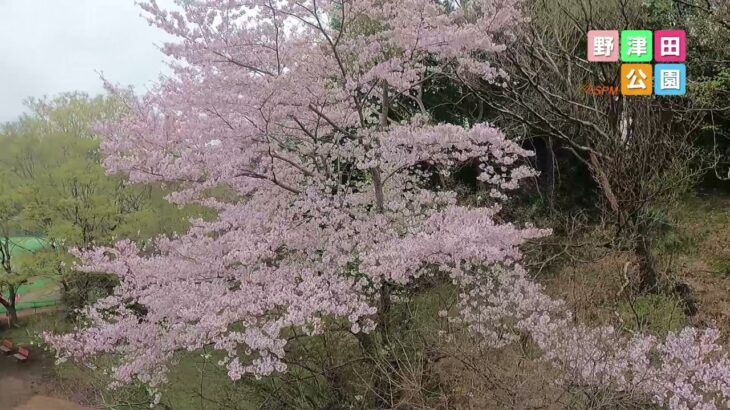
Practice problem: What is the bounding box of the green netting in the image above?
[16,277,54,296]
[7,236,48,256]
[0,299,59,313]
[1,237,60,313]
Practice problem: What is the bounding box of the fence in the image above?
[0,299,59,314]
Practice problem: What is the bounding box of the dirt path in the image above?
[0,354,94,410]
[12,396,94,410]
[1,307,63,328]
[15,307,62,319]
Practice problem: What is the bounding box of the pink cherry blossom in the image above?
[45,1,730,408]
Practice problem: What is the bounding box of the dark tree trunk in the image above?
[6,305,17,327]
[352,284,396,407]
[541,136,556,210]
[636,234,659,293]
[0,289,18,326]
[530,136,556,210]
[674,281,699,317]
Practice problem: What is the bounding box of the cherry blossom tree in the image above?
[45,1,730,408]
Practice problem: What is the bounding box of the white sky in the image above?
[0,0,177,123]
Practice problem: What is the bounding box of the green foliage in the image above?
[0,93,213,313]
[645,0,730,186]
[650,208,697,255]
[618,294,687,335]
[659,194,730,259]
[709,258,730,277]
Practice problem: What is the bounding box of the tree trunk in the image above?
[636,234,659,293]
[352,286,396,408]
[590,153,620,220]
[6,305,17,327]
[541,136,556,210]
[0,289,18,326]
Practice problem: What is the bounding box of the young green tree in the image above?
[0,93,211,316]
[0,167,28,325]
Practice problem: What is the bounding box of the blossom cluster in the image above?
[45,1,729,408]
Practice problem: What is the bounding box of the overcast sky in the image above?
[0,0,176,124]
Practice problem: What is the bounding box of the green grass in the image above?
[710,258,730,277]
[662,194,730,256]
[1,311,68,345]
[618,294,687,335]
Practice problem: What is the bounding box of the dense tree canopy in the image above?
[39,1,730,409]
[0,94,210,321]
